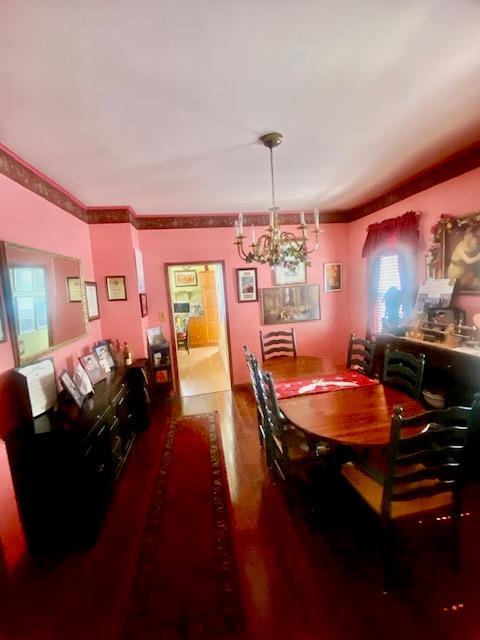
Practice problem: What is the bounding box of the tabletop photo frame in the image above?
[59,369,84,408]
[106,275,127,301]
[79,352,107,385]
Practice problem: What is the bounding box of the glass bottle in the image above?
[123,342,132,366]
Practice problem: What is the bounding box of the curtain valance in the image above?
[361,211,419,258]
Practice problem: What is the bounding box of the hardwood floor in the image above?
[1,388,480,639]
[177,346,231,396]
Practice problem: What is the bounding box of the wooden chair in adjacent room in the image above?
[260,328,297,361]
[176,318,190,354]
[243,345,268,452]
[341,399,480,591]
[383,347,426,400]
[346,333,376,378]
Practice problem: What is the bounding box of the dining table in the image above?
[264,356,424,447]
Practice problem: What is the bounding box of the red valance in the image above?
[361,211,419,258]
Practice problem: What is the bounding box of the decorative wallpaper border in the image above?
[2,141,480,229]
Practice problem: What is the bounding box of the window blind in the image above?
[375,254,401,333]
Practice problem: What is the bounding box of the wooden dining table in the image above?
[264,356,424,447]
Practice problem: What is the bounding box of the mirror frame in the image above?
[0,241,88,365]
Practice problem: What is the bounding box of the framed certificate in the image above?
[106,276,127,301]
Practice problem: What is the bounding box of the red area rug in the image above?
[123,412,243,639]
[275,370,379,399]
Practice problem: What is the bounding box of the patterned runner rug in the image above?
[123,411,243,639]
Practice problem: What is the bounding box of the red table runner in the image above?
[274,370,379,399]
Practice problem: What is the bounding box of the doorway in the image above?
[166,262,232,397]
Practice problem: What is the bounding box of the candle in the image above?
[234,220,239,238]
[251,225,256,244]
[238,213,243,236]
[269,211,274,228]
[314,207,320,230]
[300,211,306,226]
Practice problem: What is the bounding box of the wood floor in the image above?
[1,388,480,639]
[177,345,231,396]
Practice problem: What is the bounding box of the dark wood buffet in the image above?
[6,359,150,556]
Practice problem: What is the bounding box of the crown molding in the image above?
[2,140,480,229]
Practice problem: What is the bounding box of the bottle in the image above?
[123,342,132,366]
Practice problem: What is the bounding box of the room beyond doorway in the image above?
[166,262,232,397]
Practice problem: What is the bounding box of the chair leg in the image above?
[381,521,395,594]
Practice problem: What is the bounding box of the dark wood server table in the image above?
[6,360,150,556]
[375,334,480,406]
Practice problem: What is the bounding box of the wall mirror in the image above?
[0,242,87,364]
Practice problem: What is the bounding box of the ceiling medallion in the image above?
[234,132,320,271]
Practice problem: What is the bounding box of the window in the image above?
[9,266,49,334]
[374,254,401,333]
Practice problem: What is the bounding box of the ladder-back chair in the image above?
[260,328,297,361]
[383,347,425,400]
[346,333,376,378]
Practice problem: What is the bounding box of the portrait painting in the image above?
[260,284,320,325]
[442,219,480,294]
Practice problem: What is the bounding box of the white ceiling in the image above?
[1,0,480,216]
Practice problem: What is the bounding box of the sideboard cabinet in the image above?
[7,359,149,556]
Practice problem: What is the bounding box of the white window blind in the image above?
[375,254,401,333]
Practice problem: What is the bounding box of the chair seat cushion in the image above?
[341,462,453,520]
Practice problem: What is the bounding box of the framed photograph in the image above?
[94,342,115,370]
[85,281,100,321]
[427,306,466,327]
[79,352,107,386]
[139,292,148,317]
[323,263,343,292]
[439,216,480,294]
[272,262,306,286]
[106,276,127,301]
[67,276,82,302]
[236,268,258,302]
[73,362,93,396]
[260,284,320,325]
[0,296,6,343]
[59,369,84,408]
[174,270,197,287]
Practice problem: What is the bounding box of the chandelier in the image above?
[234,132,320,271]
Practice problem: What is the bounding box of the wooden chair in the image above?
[243,345,268,451]
[260,328,297,361]
[176,318,189,354]
[258,368,314,502]
[383,347,425,400]
[342,400,479,591]
[346,333,376,377]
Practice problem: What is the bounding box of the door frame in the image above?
[165,260,233,395]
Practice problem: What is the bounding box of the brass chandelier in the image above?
[234,132,320,271]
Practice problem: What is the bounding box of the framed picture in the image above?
[79,352,106,385]
[59,369,84,408]
[174,270,197,287]
[106,276,127,301]
[272,262,306,286]
[67,276,82,302]
[427,306,466,327]
[260,284,320,325]
[236,268,258,302]
[0,296,6,343]
[323,263,343,292]
[94,342,115,370]
[85,281,100,320]
[439,215,480,294]
[139,292,148,317]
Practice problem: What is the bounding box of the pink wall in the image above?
[139,224,352,385]
[347,166,480,337]
[89,223,147,360]
[0,175,102,570]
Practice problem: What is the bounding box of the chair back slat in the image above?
[260,328,297,361]
[380,402,476,518]
[383,347,425,399]
[346,333,376,377]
